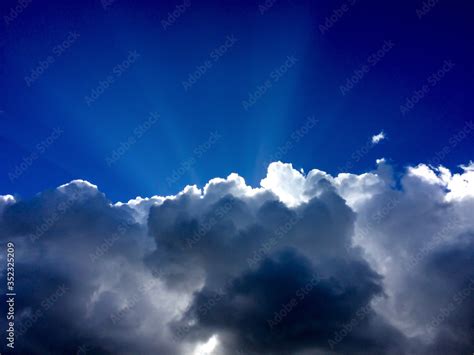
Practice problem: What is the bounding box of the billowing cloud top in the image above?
[1,161,473,355]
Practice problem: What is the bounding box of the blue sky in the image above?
[1,0,473,201]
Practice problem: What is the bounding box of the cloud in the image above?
[371,131,386,144]
[0,162,473,354]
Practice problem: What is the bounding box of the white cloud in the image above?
[371,131,386,144]
[0,194,15,216]
[260,162,306,206]
[407,163,474,201]
[193,335,219,355]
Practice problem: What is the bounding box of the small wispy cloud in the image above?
[371,131,386,144]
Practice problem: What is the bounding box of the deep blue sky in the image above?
[1,0,473,201]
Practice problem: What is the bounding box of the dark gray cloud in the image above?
[176,249,406,354]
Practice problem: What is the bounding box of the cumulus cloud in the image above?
[371,131,386,144]
[0,161,473,354]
